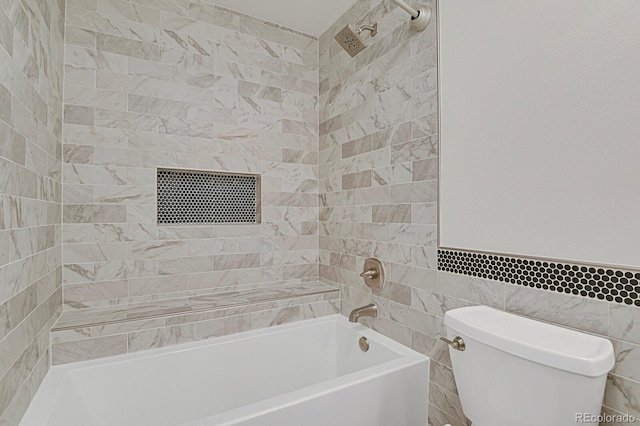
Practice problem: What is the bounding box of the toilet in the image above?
[443,306,615,426]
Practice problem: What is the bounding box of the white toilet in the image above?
[443,306,615,426]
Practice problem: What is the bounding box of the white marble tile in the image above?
[371,316,412,347]
[301,300,339,319]
[387,264,437,292]
[127,240,186,260]
[0,0,64,415]
[374,296,442,337]
[411,289,468,318]
[52,334,127,365]
[129,275,187,297]
[506,285,609,335]
[428,382,469,425]
[64,45,128,73]
[98,0,160,26]
[252,306,301,328]
[195,314,252,340]
[64,280,128,305]
[610,304,640,344]
[604,374,640,419]
[436,272,504,309]
[128,324,195,352]
[187,270,241,290]
[64,243,127,263]
[611,339,640,382]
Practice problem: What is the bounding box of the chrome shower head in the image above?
[334,23,378,57]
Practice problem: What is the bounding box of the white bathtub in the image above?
[21,315,429,426]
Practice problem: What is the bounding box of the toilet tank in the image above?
[444,306,615,426]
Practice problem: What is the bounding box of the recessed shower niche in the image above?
[157,168,261,225]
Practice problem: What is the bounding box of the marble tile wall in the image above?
[0,0,65,422]
[62,1,321,311]
[50,283,339,365]
[318,1,640,425]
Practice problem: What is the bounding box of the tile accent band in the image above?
[438,249,640,307]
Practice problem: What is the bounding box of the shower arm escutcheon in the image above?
[390,0,431,31]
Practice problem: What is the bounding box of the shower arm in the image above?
[391,0,419,19]
[390,0,431,31]
[357,23,378,37]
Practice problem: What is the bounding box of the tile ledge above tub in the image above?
[51,282,340,365]
[52,282,339,332]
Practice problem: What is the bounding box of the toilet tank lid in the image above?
[444,306,615,377]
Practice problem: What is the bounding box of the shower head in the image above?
[334,23,378,57]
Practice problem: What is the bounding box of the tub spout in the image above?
[349,303,377,323]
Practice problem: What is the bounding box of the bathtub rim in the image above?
[48,314,426,371]
[23,314,429,425]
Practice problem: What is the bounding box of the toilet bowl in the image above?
[443,306,615,426]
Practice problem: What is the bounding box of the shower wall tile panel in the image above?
[0,0,65,422]
[62,1,322,312]
[318,0,446,421]
[318,1,640,425]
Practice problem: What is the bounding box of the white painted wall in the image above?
[439,0,640,267]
